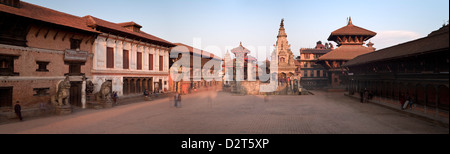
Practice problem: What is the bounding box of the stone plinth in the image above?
[144,96,152,101]
[86,101,113,110]
[55,105,72,115]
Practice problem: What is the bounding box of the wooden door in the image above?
[70,82,82,107]
[0,87,12,107]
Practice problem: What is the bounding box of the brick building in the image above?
[0,0,99,116]
[299,41,333,89]
[1,0,176,121]
[169,43,222,95]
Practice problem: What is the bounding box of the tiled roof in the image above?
[84,15,174,47]
[343,25,449,67]
[0,1,99,33]
[117,21,142,28]
[300,48,332,54]
[317,45,374,61]
[328,19,376,41]
[173,43,222,61]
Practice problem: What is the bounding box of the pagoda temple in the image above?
[317,17,377,90]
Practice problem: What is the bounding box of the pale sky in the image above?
[24,0,449,60]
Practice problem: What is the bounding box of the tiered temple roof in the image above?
[318,18,377,61]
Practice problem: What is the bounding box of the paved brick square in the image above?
[0,90,447,134]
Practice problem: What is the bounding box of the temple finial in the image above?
[281,18,285,27]
[348,17,353,25]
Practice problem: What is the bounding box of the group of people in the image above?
[359,88,415,110]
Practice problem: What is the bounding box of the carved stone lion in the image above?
[51,76,71,106]
[85,80,94,94]
[95,81,112,102]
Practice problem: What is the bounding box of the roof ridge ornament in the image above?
[348,17,353,26]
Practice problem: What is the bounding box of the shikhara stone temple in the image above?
[223,19,302,95]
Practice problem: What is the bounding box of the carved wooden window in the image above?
[159,56,164,71]
[106,47,114,68]
[0,54,19,76]
[70,38,82,50]
[0,13,29,47]
[137,52,142,70]
[36,61,49,72]
[149,54,154,70]
[33,88,50,96]
[0,0,21,7]
[123,50,129,69]
[304,54,310,59]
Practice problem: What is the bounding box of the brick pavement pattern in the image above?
[0,90,447,134]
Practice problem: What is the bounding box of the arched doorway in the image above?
[123,78,129,95]
[417,84,425,106]
[426,85,436,108]
[438,85,449,111]
[142,78,147,92]
[136,79,141,94]
[130,79,135,94]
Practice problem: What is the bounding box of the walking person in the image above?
[144,89,149,97]
[360,89,364,103]
[363,88,369,103]
[399,93,406,110]
[177,93,182,108]
[113,91,118,104]
[174,93,179,108]
[14,101,23,121]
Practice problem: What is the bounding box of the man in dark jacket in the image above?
[14,101,23,121]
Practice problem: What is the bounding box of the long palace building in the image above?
[344,25,449,121]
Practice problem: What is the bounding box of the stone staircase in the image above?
[276,84,288,95]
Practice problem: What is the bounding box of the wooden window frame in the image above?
[159,56,164,71]
[149,54,154,70]
[0,54,19,76]
[137,52,142,70]
[106,47,114,68]
[36,61,49,72]
[123,50,129,69]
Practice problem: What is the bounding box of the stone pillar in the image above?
[165,50,169,71]
[116,40,123,69]
[155,48,159,72]
[131,44,137,70]
[81,80,86,109]
[144,46,149,70]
